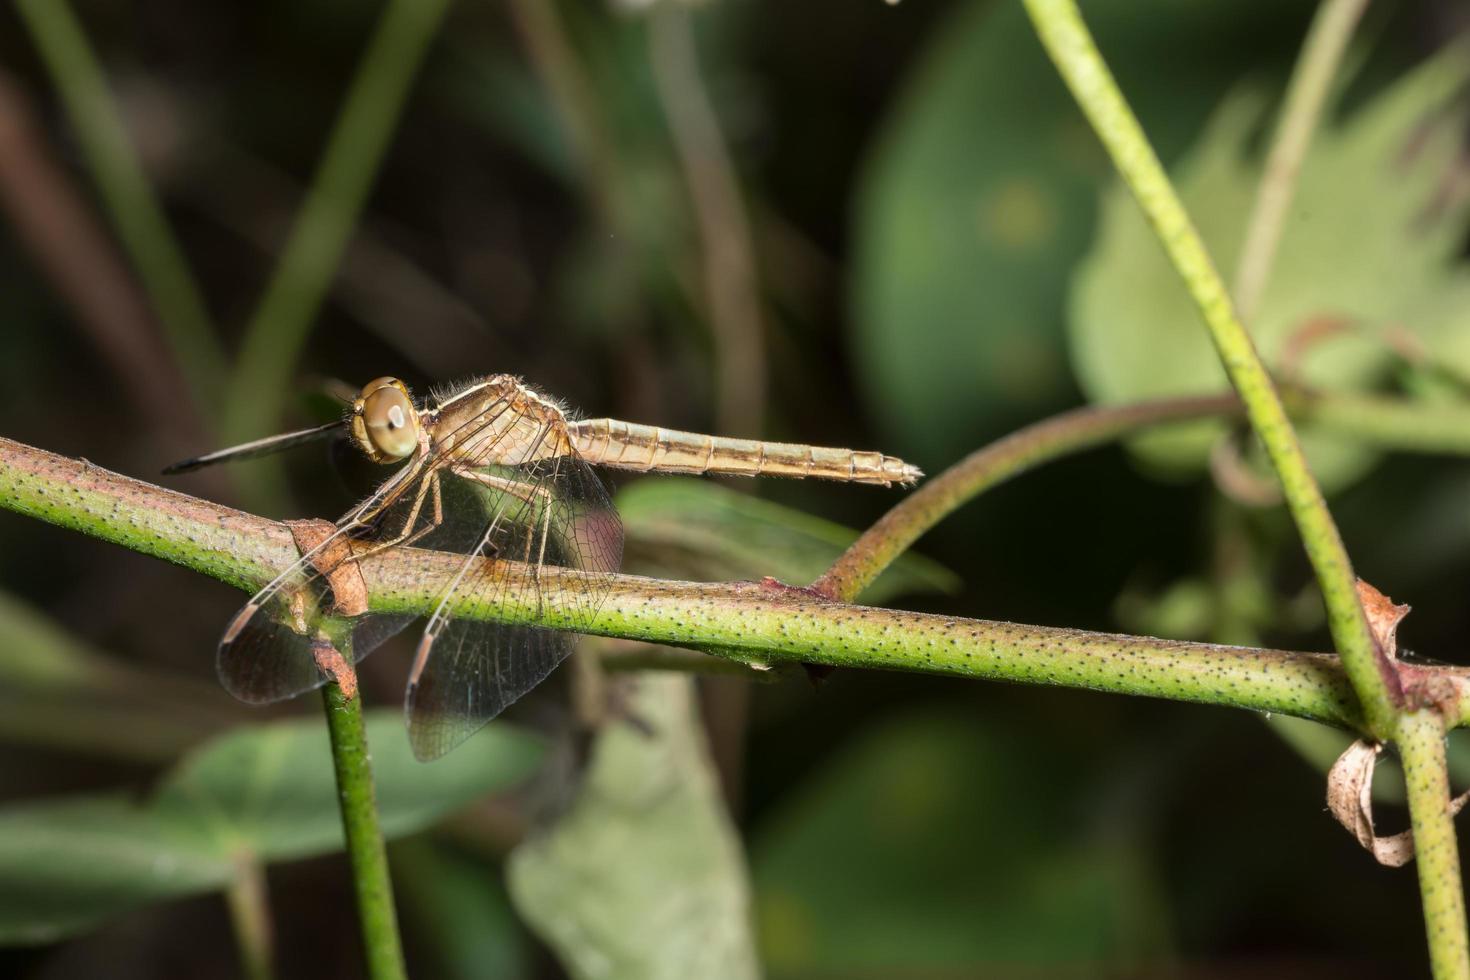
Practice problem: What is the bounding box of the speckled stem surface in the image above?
[322,681,407,980]
[1400,710,1470,979]
[7,437,1470,732]
[1020,0,1396,739]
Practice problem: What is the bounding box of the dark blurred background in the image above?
[2,0,1470,976]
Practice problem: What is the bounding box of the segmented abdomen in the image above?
[568,419,921,486]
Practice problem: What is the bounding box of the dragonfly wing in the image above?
[406,450,623,761]
[217,391,532,705]
[218,575,416,703]
[216,400,517,703]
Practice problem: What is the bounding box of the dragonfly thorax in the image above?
[351,377,421,464]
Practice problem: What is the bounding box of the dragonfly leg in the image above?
[455,468,556,613]
[352,469,444,562]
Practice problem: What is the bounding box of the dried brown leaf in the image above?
[1355,579,1410,660]
[1327,738,1470,867]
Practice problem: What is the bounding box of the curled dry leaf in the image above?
[1327,739,1470,867]
[1327,583,1469,865]
[1355,578,1410,660]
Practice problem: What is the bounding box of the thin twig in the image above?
[815,386,1470,602]
[816,395,1238,601]
[221,0,454,447]
[647,4,769,810]
[1021,0,1397,739]
[0,71,203,444]
[505,0,621,223]
[322,681,407,980]
[1399,710,1470,979]
[649,5,767,439]
[224,859,275,980]
[7,435,1470,733]
[1233,0,1372,323]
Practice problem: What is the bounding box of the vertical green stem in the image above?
[222,0,454,446]
[1020,0,1397,739]
[224,859,276,980]
[1233,0,1370,322]
[322,682,407,980]
[1400,710,1470,979]
[14,0,227,419]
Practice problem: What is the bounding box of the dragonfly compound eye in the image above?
[355,378,418,462]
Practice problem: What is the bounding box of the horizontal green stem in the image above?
[7,436,1470,733]
[1022,0,1396,738]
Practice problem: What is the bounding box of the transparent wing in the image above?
[217,394,521,704]
[405,447,623,761]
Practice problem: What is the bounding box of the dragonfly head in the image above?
[351,377,419,463]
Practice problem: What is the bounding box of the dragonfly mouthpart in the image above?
[352,377,419,463]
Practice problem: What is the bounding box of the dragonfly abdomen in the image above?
[569,419,921,486]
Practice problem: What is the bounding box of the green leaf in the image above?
[751,711,1168,974]
[852,0,1313,467]
[508,674,759,980]
[0,591,120,689]
[153,710,542,860]
[0,591,234,762]
[0,711,543,944]
[0,795,234,944]
[392,838,532,980]
[1071,45,1470,488]
[618,477,956,603]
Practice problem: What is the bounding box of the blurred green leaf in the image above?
[0,711,542,944]
[153,710,543,860]
[0,592,234,761]
[1071,45,1470,488]
[618,477,956,604]
[0,591,120,689]
[853,0,1312,467]
[508,674,759,980]
[751,710,1168,975]
[393,838,531,980]
[0,795,233,945]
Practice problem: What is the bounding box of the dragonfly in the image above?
[168,375,922,760]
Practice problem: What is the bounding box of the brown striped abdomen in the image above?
[568,419,921,486]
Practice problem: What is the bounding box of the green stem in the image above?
[1232,0,1370,322]
[1021,0,1397,739]
[814,387,1470,603]
[222,0,453,446]
[322,682,407,980]
[224,859,275,980]
[9,436,1470,733]
[1399,710,1470,979]
[815,395,1237,601]
[13,0,227,419]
